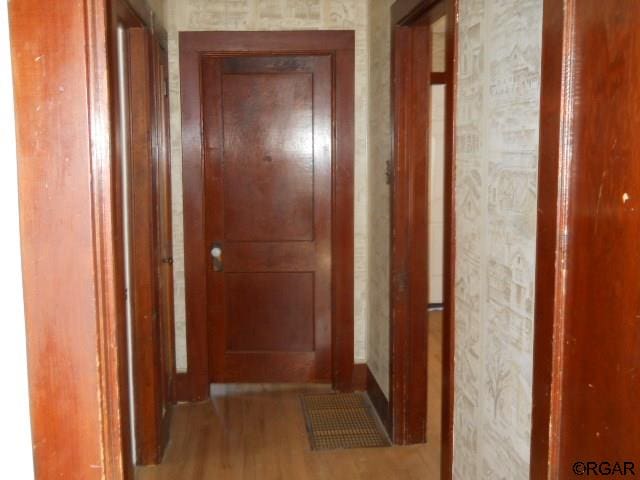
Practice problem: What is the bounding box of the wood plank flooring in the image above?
[136,312,443,479]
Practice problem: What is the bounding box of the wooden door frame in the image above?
[108,0,174,465]
[11,0,169,477]
[529,0,574,476]
[11,0,128,477]
[531,0,640,473]
[178,31,355,401]
[389,1,457,478]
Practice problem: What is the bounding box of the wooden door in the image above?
[151,39,176,405]
[127,27,167,464]
[111,12,173,464]
[202,55,332,383]
[532,1,640,477]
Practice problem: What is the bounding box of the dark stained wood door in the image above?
[201,55,332,383]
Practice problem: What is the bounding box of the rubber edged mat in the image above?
[300,392,391,451]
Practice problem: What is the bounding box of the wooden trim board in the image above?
[389,3,457,480]
[10,0,128,477]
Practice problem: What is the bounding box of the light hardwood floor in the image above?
[136,312,443,480]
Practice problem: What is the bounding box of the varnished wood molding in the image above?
[390,3,456,480]
[532,0,640,476]
[430,71,447,85]
[351,363,368,391]
[11,0,129,477]
[390,20,430,446]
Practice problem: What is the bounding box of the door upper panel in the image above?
[222,71,314,242]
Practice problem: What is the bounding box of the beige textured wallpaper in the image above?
[366,0,394,398]
[453,0,542,478]
[146,0,166,27]
[429,85,445,304]
[165,0,370,371]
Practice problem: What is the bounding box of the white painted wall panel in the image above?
[0,1,35,476]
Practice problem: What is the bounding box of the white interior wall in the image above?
[429,16,446,305]
[0,1,35,477]
[429,85,445,305]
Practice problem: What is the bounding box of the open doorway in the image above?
[389,1,456,479]
[427,12,447,473]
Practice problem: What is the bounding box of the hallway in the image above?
[10,0,640,477]
[136,313,443,479]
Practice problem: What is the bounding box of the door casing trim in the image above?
[529,0,573,476]
[389,2,457,479]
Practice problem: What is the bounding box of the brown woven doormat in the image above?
[301,392,391,451]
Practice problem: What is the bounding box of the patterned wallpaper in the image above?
[453,0,542,478]
[146,0,165,27]
[366,0,394,398]
[165,0,370,371]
